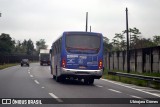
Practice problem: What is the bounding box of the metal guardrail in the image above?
[108,71,160,83]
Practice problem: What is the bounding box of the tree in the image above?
[138,38,156,48]
[14,39,35,55]
[26,39,34,55]
[103,36,113,53]
[123,27,142,49]
[130,27,141,49]
[36,39,48,53]
[14,40,23,54]
[153,35,160,46]
[0,33,15,54]
[112,33,126,51]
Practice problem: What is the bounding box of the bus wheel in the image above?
[84,79,89,85]
[84,78,94,85]
[56,76,61,82]
[53,75,56,79]
[89,78,94,85]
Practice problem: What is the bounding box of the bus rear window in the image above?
[66,35,101,54]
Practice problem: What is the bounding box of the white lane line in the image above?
[28,72,30,74]
[101,78,160,97]
[41,87,45,89]
[49,93,63,102]
[141,89,160,93]
[95,85,103,88]
[108,89,122,93]
[30,75,34,78]
[34,80,40,84]
[130,95,142,99]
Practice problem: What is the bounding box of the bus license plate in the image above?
[79,66,86,69]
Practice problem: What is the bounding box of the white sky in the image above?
[0,0,160,48]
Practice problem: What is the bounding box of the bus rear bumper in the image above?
[61,68,103,79]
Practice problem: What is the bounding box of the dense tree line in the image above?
[0,33,48,55]
[103,27,160,53]
[0,29,159,55]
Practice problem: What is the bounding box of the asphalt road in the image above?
[0,63,160,107]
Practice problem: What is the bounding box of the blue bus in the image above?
[50,31,103,84]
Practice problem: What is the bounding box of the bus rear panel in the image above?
[51,32,103,84]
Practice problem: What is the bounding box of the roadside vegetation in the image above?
[0,63,18,70]
[102,68,160,89]
[102,27,160,89]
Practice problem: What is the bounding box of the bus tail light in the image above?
[98,60,103,69]
[62,59,66,68]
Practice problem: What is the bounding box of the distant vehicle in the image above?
[21,59,29,67]
[50,31,103,84]
[39,49,50,66]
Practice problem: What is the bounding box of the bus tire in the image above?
[84,79,89,85]
[56,76,61,82]
[53,75,56,79]
[89,78,94,84]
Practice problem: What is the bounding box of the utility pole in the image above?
[126,8,130,73]
[0,12,1,17]
[85,12,88,32]
[90,26,91,32]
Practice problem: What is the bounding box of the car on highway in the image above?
[21,59,29,67]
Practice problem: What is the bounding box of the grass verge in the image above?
[102,68,160,89]
[0,63,18,70]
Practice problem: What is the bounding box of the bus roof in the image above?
[63,31,102,36]
[51,31,103,47]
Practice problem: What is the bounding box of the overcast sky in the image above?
[0,0,160,48]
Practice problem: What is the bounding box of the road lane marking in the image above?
[108,89,122,93]
[95,85,103,88]
[28,72,30,74]
[34,80,40,84]
[41,87,45,88]
[30,75,34,78]
[140,89,160,93]
[49,93,63,102]
[101,78,160,97]
[130,95,142,99]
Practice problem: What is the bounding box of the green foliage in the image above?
[103,37,113,53]
[0,63,18,70]
[103,73,160,89]
[110,27,160,52]
[0,33,15,54]
[14,39,35,55]
[0,33,48,55]
[36,39,48,53]
[139,38,157,48]
[153,35,160,46]
[112,33,126,51]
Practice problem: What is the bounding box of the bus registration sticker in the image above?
[67,55,78,58]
